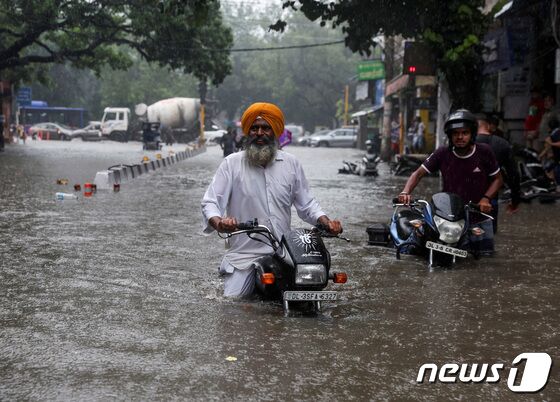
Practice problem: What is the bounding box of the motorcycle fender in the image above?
[252,255,288,296]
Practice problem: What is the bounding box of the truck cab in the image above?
[101,107,130,142]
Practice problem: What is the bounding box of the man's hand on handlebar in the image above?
[477,197,493,214]
[317,215,343,235]
[398,192,412,204]
[210,216,238,233]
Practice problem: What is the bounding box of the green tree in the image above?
[0,0,233,85]
[216,3,362,130]
[274,0,491,110]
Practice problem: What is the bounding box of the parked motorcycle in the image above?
[367,192,493,268]
[390,153,438,177]
[514,146,557,202]
[220,219,349,314]
[338,140,380,176]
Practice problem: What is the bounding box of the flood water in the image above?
[1,140,558,400]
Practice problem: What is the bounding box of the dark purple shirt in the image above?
[422,144,500,205]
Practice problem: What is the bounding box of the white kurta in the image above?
[201,150,326,273]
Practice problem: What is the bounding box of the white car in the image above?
[69,121,102,141]
[309,128,358,148]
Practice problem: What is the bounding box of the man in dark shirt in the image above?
[398,109,503,255]
[476,114,521,233]
[219,127,236,157]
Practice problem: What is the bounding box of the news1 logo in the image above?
[417,353,552,393]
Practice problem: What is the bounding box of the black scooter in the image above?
[220,219,349,314]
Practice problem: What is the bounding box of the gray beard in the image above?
[245,143,277,167]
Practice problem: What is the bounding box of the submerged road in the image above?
[0,140,558,400]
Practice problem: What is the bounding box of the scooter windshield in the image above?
[430,192,465,222]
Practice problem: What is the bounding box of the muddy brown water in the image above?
[0,140,558,400]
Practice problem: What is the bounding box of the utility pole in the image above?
[344,85,349,126]
[381,36,395,161]
[199,80,207,145]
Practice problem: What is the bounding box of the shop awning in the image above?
[494,1,513,18]
[351,104,384,118]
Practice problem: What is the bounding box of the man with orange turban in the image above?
[201,102,342,298]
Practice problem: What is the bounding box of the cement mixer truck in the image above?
[101,97,203,143]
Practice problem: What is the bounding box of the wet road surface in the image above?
[0,140,559,400]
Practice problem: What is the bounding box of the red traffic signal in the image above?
[403,42,436,76]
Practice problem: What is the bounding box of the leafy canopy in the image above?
[0,0,233,85]
[275,0,491,109]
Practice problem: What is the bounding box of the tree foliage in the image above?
[0,0,233,85]
[276,0,491,109]
[23,2,365,130]
[215,3,362,130]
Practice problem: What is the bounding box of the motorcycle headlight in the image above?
[295,264,327,285]
[434,216,465,244]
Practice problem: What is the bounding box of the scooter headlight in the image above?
[295,264,327,285]
[434,216,465,244]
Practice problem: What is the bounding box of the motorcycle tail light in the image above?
[333,272,348,283]
[260,273,275,285]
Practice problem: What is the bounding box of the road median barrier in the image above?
[93,144,206,190]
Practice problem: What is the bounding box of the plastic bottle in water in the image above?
[55,192,78,201]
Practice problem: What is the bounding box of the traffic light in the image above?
[403,41,436,76]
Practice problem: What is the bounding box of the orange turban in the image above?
[240,102,285,138]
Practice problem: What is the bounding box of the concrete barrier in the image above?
[93,145,206,190]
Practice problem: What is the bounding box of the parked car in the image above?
[309,127,358,148]
[299,129,330,146]
[70,121,102,141]
[28,122,75,141]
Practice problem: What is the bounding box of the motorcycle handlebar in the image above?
[236,219,259,230]
[392,197,422,206]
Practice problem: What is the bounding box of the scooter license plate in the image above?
[425,241,468,258]
[283,291,337,301]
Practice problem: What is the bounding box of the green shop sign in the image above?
[357,60,385,81]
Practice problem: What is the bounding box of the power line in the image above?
[221,40,345,52]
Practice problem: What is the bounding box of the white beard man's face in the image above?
[245,132,277,167]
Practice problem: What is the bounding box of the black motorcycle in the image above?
[339,140,380,176]
[513,146,557,202]
[220,219,349,314]
[390,153,437,176]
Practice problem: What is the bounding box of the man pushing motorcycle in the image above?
[201,102,342,297]
[397,109,503,255]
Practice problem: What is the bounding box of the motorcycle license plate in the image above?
[283,291,337,301]
[425,241,467,258]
